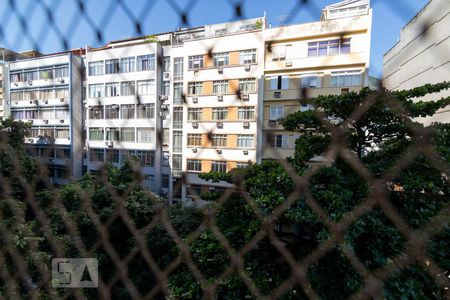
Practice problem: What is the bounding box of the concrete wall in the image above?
[383,0,450,124]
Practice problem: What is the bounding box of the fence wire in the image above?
[0,0,449,299]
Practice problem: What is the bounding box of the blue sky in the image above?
[0,0,429,77]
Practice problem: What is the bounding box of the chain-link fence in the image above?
[0,0,449,299]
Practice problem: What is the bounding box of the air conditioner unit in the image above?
[44,99,48,104]
[60,98,65,102]
[159,111,166,117]
[216,149,222,154]
[60,119,64,124]
[243,122,250,128]
[192,122,199,128]
[14,82,18,86]
[217,66,223,73]
[28,138,34,143]
[161,104,169,110]
[243,150,249,155]
[241,94,249,101]
[160,188,169,196]
[159,95,168,101]
[58,77,64,83]
[28,119,33,124]
[274,92,281,98]
[34,100,38,104]
[29,100,33,104]
[14,101,18,104]
[268,120,277,127]
[163,72,171,81]
[216,122,224,128]
[285,61,293,67]
[244,64,251,71]
[44,120,49,124]
[192,148,198,153]
[28,80,33,86]
[192,97,198,104]
[105,141,113,148]
[217,95,223,102]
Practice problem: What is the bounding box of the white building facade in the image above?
[7,53,84,183]
[383,0,450,124]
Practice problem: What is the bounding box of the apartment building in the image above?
[383,0,450,124]
[262,0,373,160]
[84,38,171,196]
[7,52,84,184]
[162,18,265,202]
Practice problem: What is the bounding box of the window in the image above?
[236,162,250,169]
[120,57,135,73]
[330,70,362,87]
[136,151,155,166]
[213,52,229,66]
[39,110,54,119]
[238,78,256,92]
[188,55,204,70]
[212,134,227,147]
[39,89,53,99]
[88,61,104,76]
[89,84,103,98]
[301,75,322,88]
[89,128,104,141]
[106,128,119,141]
[105,82,120,97]
[213,80,228,94]
[24,70,38,81]
[137,80,155,95]
[173,154,182,171]
[174,57,184,81]
[270,76,289,90]
[55,89,69,99]
[188,108,202,121]
[121,127,135,142]
[121,150,135,163]
[105,105,119,119]
[272,134,289,148]
[39,69,53,80]
[173,131,182,152]
[55,129,69,139]
[137,54,155,71]
[106,149,120,163]
[237,135,253,148]
[173,83,183,105]
[269,105,284,120]
[40,128,54,138]
[162,81,170,96]
[105,59,120,74]
[188,82,203,95]
[137,127,154,143]
[239,49,257,64]
[238,107,255,120]
[187,159,202,172]
[272,45,286,60]
[308,38,351,57]
[211,161,227,172]
[55,109,69,119]
[212,107,228,120]
[137,103,155,118]
[54,66,69,78]
[163,57,171,72]
[121,104,135,119]
[89,106,104,119]
[173,107,183,129]
[90,149,104,162]
[187,134,202,146]
[121,81,135,96]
